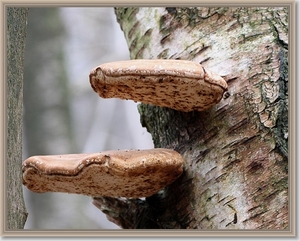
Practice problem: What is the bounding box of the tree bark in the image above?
[6,7,29,230]
[93,7,288,229]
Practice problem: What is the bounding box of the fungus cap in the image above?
[22,148,184,198]
[89,59,228,112]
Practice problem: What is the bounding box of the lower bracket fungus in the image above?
[22,148,184,198]
[89,59,228,112]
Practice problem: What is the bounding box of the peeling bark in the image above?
[94,7,288,230]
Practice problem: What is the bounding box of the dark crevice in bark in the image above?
[273,48,288,160]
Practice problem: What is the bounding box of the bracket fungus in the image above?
[22,148,184,198]
[89,59,228,112]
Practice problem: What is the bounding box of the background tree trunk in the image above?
[93,7,288,229]
[6,7,29,230]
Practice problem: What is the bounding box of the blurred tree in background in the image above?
[23,8,74,156]
[7,7,28,230]
[23,7,81,229]
[22,7,152,229]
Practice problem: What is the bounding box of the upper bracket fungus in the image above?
[89,59,228,112]
[22,148,184,198]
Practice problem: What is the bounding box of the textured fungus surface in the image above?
[90,59,228,112]
[22,149,184,198]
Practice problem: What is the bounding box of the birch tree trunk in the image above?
[93,7,288,230]
[6,7,29,230]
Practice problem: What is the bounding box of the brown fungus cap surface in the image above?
[22,149,184,198]
[89,59,228,112]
